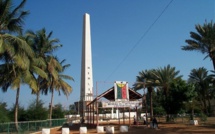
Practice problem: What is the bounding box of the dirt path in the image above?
[36,122,215,134]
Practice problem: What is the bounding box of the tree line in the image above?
[133,20,215,121]
[0,100,77,123]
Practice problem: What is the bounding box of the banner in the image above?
[114,81,129,101]
[102,100,142,108]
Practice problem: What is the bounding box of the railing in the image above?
[0,118,66,134]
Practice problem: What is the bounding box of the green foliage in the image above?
[199,112,207,122]
[153,106,166,115]
[155,79,197,115]
[52,103,65,119]
[25,100,48,121]
[182,20,215,70]
[8,104,28,121]
[188,67,213,115]
[7,100,48,122]
[0,102,10,123]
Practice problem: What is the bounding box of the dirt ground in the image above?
[37,121,215,134]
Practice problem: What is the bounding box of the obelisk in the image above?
[79,13,93,116]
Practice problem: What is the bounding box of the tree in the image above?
[0,34,47,131]
[50,59,73,119]
[151,65,182,121]
[0,0,29,34]
[0,0,32,70]
[188,67,213,115]
[182,21,215,70]
[0,58,45,130]
[40,57,73,120]
[0,1,31,129]
[52,103,65,119]
[24,28,61,105]
[0,101,10,123]
[152,65,182,97]
[8,103,27,122]
[133,69,156,120]
[165,80,195,115]
[25,99,48,121]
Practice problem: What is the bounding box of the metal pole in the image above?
[96,81,99,126]
[144,83,148,126]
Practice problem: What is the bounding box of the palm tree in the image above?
[133,69,156,121]
[24,28,62,105]
[152,65,182,97]
[151,65,182,121]
[182,21,215,70]
[188,67,213,115]
[0,34,47,130]
[0,0,31,131]
[55,59,73,97]
[0,0,32,69]
[0,0,29,34]
[40,57,73,120]
[0,58,45,130]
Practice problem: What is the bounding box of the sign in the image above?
[114,81,129,101]
[102,100,142,108]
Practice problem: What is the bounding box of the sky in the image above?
[0,0,214,109]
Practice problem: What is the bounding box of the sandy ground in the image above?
[36,121,215,134]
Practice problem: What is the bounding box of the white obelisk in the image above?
[79,13,93,116]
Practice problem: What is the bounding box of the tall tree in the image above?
[1,35,47,131]
[24,28,62,105]
[151,65,182,121]
[182,21,215,70]
[0,0,30,131]
[152,65,182,97]
[133,69,156,121]
[188,67,213,115]
[163,79,195,115]
[0,61,36,130]
[40,57,73,120]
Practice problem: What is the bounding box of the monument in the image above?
[75,13,94,117]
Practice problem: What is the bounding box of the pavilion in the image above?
[86,83,143,126]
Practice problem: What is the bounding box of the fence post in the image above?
[7,123,9,134]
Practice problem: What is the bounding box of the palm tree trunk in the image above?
[148,87,153,121]
[48,90,54,127]
[203,97,208,115]
[191,108,194,120]
[15,87,20,131]
[150,91,153,120]
[36,77,41,107]
[207,98,211,115]
[49,90,54,120]
[36,91,40,107]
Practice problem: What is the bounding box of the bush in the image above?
[25,100,48,121]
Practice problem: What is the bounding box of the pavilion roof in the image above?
[87,87,142,106]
